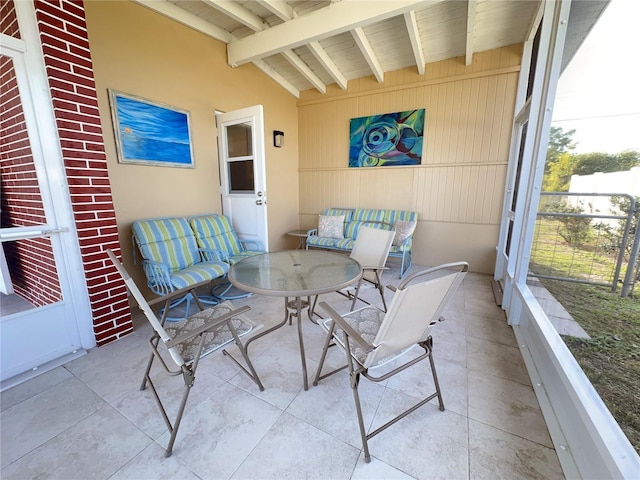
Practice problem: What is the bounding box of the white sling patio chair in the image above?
[344,225,396,312]
[313,261,468,462]
[106,250,264,457]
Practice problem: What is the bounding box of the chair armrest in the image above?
[147,278,214,307]
[239,240,263,251]
[318,301,374,354]
[140,259,174,296]
[166,305,251,348]
[362,266,390,271]
[199,248,229,263]
[307,228,318,237]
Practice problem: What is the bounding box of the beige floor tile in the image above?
[110,442,200,480]
[368,389,469,480]
[1,376,105,468]
[0,366,72,412]
[286,368,386,449]
[466,335,531,385]
[167,382,283,479]
[465,311,518,347]
[0,262,565,480]
[1,405,151,479]
[468,370,553,448]
[351,454,417,480]
[63,331,164,403]
[231,413,360,480]
[469,419,564,479]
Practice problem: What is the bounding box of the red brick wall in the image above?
[1,0,132,345]
[33,0,132,344]
[1,0,20,38]
[0,54,62,306]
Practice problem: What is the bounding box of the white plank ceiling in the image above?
[133,0,609,98]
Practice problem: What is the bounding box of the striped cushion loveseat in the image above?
[131,217,229,309]
[306,207,417,278]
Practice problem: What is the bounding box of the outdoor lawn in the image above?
[537,277,640,454]
[530,212,639,454]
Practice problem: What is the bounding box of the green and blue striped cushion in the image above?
[133,218,199,272]
[323,208,355,223]
[170,262,229,289]
[189,215,243,256]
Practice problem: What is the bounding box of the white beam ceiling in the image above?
[132,0,299,97]
[465,0,476,66]
[404,11,425,75]
[256,0,294,22]
[205,0,264,32]
[352,27,384,83]
[308,41,348,90]
[281,50,326,93]
[227,0,440,66]
[133,0,232,43]
[208,0,326,93]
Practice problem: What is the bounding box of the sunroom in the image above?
[1,0,637,478]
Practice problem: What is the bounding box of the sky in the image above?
[552,0,640,155]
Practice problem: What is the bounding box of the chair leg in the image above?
[427,338,445,411]
[140,352,155,391]
[350,279,363,312]
[374,271,387,313]
[313,321,336,386]
[350,371,371,463]
[164,381,193,457]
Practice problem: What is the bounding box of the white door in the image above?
[0,14,90,387]
[216,105,269,251]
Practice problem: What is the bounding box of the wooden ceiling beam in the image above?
[307,41,348,90]
[132,0,299,97]
[133,0,232,43]
[282,50,326,93]
[465,0,476,66]
[404,11,425,75]
[257,0,294,22]
[352,27,384,83]
[205,0,264,32]
[227,0,439,66]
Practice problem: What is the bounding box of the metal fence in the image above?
[530,192,640,297]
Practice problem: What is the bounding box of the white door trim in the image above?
[4,1,94,348]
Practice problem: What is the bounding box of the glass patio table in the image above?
[228,249,362,390]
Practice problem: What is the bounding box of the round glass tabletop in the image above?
[229,250,362,297]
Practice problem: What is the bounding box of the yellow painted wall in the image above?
[84,1,299,291]
[297,45,522,273]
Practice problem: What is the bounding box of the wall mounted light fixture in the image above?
[273,130,284,148]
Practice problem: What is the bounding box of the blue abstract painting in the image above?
[108,90,194,167]
[349,109,425,167]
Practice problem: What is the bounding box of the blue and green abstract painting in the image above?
[349,109,425,167]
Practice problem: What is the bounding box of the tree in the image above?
[545,199,593,246]
[545,126,577,173]
[573,150,640,176]
[543,152,577,192]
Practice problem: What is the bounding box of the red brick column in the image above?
[32,0,132,344]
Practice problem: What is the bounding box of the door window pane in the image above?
[228,160,254,192]
[226,122,252,158]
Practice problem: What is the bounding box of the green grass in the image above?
[537,278,640,454]
[529,217,640,453]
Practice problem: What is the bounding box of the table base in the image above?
[242,296,316,390]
